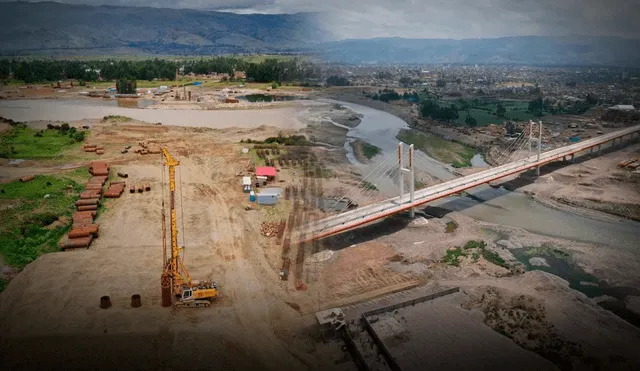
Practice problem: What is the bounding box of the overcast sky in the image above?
[6,0,640,40]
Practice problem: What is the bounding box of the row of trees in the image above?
[419,100,460,122]
[0,57,321,84]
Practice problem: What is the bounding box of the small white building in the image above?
[242,176,252,192]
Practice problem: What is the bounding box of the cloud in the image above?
[5,0,640,39]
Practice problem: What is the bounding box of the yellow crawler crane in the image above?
[160,148,220,308]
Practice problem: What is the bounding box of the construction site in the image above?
[1,97,640,370]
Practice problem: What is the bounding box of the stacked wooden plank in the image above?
[104,181,126,198]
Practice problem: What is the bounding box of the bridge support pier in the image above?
[398,143,415,218]
[599,144,602,155]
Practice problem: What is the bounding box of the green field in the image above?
[1,125,86,160]
[0,168,89,269]
[397,129,476,167]
[438,99,539,126]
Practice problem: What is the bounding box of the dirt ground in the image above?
[0,119,348,370]
[513,143,640,221]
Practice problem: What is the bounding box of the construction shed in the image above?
[256,166,277,180]
[256,188,281,205]
[242,176,252,192]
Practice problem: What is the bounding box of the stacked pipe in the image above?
[62,210,99,250]
[104,181,126,198]
[83,144,97,153]
[89,161,110,176]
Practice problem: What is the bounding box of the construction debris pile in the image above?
[619,157,640,170]
[260,222,280,237]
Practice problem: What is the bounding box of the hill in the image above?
[316,36,640,67]
[0,1,324,56]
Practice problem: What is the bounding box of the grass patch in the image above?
[397,129,476,167]
[445,221,458,233]
[101,115,131,123]
[482,249,509,269]
[523,245,570,260]
[443,247,465,267]
[464,240,487,250]
[442,239,509,268]
[361,181,378,191]
[0,169,89,268]
[1,125,85,159]
[361,142,381,159]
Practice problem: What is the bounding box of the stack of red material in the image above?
[62,211,99,250]
[89,161,110,176]
[104,181,126,198]
[83,144,97,153]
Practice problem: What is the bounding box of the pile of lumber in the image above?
[104,181,126,198]
[260,222,279,237]
[62,210,99,250]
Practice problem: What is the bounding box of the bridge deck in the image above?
[298,124,640,243]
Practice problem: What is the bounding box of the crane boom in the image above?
[160,147,219,307]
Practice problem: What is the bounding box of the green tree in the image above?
[528,97,544,117]
[436,79,446,87]
[326,75,350,87]
[496,103,506,118]
[465,114,478,127]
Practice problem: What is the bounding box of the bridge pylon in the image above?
[398,142,416,218]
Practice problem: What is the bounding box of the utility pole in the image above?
[398,143,404,203]
[537,120,542,175]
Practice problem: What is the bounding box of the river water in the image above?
[331,100,640,251]
[0,99,304,129]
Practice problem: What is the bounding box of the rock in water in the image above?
[529,257,550,267]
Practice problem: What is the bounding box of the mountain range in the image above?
[317,37,640,67]
[0,1,324,56]
[1,2,640,67]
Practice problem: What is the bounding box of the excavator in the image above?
[160,147,220,308]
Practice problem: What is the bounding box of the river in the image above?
[332,100,640,251]
[0,99,304,129]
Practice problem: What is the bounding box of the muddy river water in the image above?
[1,98,638,250]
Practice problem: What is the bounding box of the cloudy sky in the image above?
[6,0,640,40]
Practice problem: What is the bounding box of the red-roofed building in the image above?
[256,166,277,179]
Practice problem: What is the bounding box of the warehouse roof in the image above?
[256,167,277,177]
